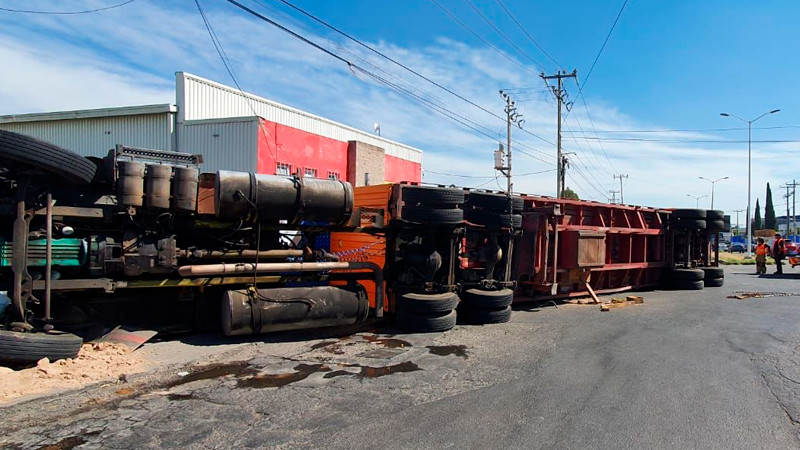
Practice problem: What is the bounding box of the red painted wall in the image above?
[385,154,421,183]
[257,119,349,179]
[257,118,421,184]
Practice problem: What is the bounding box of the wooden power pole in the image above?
[541,69,577,198]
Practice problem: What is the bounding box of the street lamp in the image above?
[698,176,729,209]
[687,194,709,208]
[720,108,780,258]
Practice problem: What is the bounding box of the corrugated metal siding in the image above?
[0,114,173,158]
[181,118,258,173]
[177,72,423,164]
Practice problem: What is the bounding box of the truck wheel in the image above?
[397,309,457,333]
[704,277,724,287]
[0,130,97,185]
[460,288,514,309]
[466,192,523,213]
[670,279,704,290]
[457,305,512,325]
[671,209,706,220]
[671,218,706,230]
[465,210,522,228]
[0,329,83,365]
[671,268,705,281]
[706,210,724,220]
[402,186,465,207]
[709,219,725,231]
[397,292,459,314]
[401,206,463,225]
[701,267,725,279]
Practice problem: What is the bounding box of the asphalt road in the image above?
[4,265,800,449]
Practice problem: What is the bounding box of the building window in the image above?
[327,171,340,180]
[276,162,292,176]
[304,168,318,178]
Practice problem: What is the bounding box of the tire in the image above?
[671,218,706,230]
[0,330,83,364]
[671,268,705,281]
[460,288,514,309]
[402,186,464,207]
[701,267,725,279]
[709,219,725,231]
[397,292,459,314]
[671,209,706,220]
[0,130,96,185]
[457,305,512,325]
[397,309,457,333]
[704,277,724,287]
[465,210,522,228]
[466,192,523,213]
[670,279,704,290]
[707,210,724,220]
[401,206,463,225]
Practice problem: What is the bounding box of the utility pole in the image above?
[782,182,793,234]
[609,190,619,204]
[732,209,745,235]
[614,174,629,204]
[786,180,799,236]
[541,69,577,198]
[498,90,525,196]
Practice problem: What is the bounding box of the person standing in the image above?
[773,233,786,274]
[755,237,769,274]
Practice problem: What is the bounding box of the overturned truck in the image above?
[0,130,728,364]
[0,131,382,364]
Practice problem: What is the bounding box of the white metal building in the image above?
[0,72,423,183]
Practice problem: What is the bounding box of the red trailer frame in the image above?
[514,196,669,302]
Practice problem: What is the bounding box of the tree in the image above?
[562,186,579,200]
[765,183,776,230]
[754,199,762,230]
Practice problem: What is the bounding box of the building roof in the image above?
[0,104,177,124]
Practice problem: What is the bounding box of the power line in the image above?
[564,112,614,179]
[222,0,523,160]
[462,0,547,70]
[575,0,629,97]
[424,170,494,179]
[273,0,557,149]
[576,89,618,172]
[428,0,539,77]
[0,0,137,14]
[195,0,279,165]
[271,0,505,125]
[493,0,560,68]
[566,137,800,144]
[565,125,800,133]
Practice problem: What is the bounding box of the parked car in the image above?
[718,242,729,252]
[730,243,746,253]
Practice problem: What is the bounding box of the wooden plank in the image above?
[585,282,601,304]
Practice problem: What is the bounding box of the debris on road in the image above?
[600,296,645,311]
[91,326,157,353]
[0,342,147,405]
[727,291,800,300]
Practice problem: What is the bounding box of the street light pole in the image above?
[687,194,709,208]
[698,176,729,209]
[720,108,780,258]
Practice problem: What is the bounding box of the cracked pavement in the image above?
[4,266,800,449]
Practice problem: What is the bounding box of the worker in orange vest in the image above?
[773,233,786,274]
[755,237,769,274]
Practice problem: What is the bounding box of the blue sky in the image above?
[1,0,798,217]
